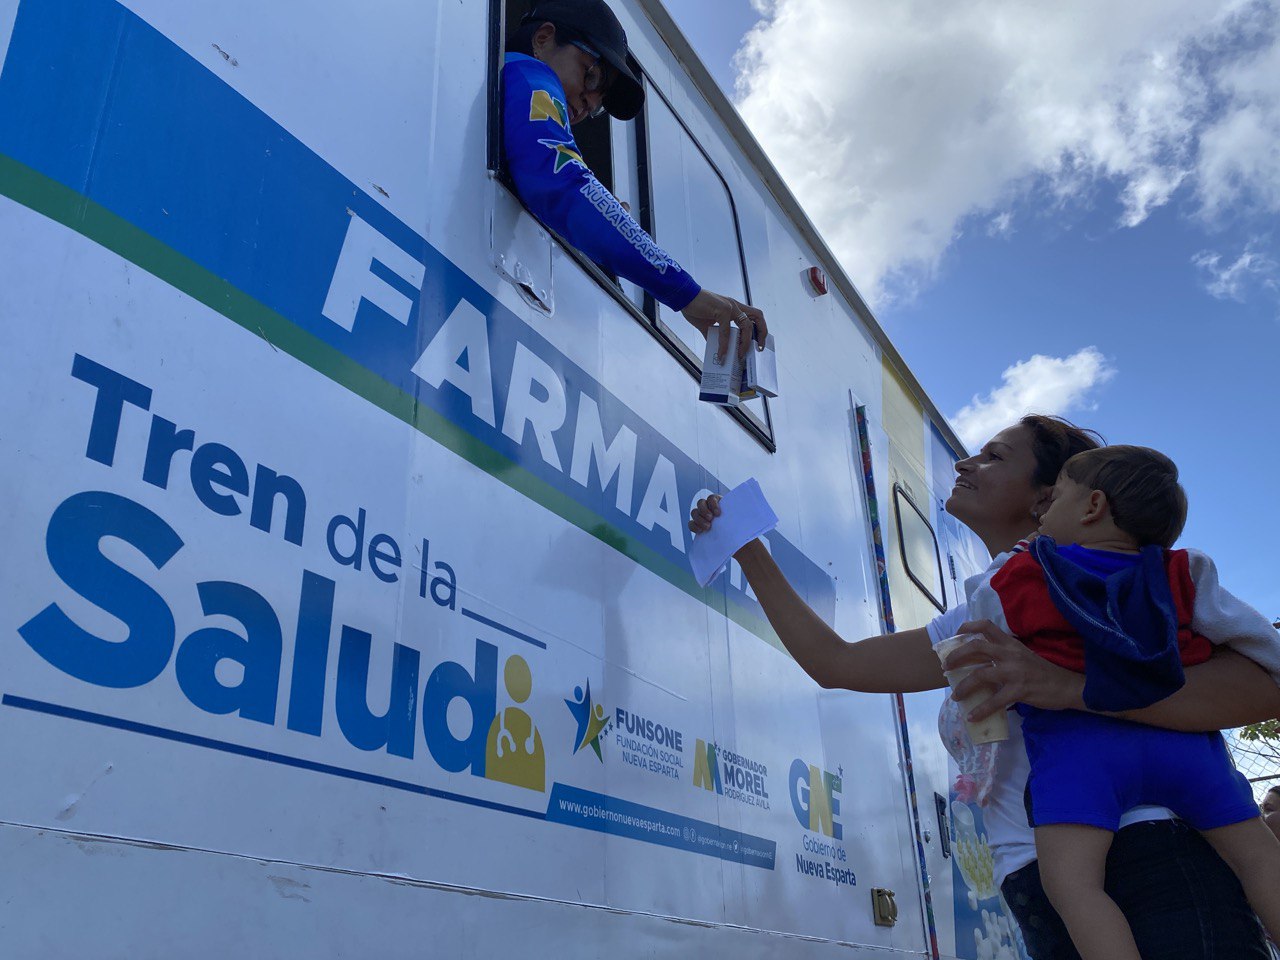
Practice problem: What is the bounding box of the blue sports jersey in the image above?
[502,53,701,312]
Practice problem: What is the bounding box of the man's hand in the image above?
[943,619,1087,720]
[681,289,768,361]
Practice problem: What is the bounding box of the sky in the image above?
[662,0,1280,621]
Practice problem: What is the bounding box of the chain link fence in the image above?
[1227,729,1280,803]
[1226,621,1280,804]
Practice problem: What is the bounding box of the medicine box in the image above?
[743,334,778,398]
[698,328,743,407]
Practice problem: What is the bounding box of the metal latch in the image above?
[871,888,898,927]
[489,179,554,316]
[935,792,952,859]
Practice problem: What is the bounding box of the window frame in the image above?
[632,73,774,446]
[892,482,948,614]
[486,0,775,451]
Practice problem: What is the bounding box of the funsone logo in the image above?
[614,707,684,780]
[565,679,612,761]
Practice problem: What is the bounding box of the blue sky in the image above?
[662,0,1280,620]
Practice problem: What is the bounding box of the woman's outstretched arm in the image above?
[734,538,946,693]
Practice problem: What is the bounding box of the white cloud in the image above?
[1197,16,1280,218]
[734,0,1280,305]
[950,348,1117,449]
[987,212,1015,239]
[1192,241,1279,300]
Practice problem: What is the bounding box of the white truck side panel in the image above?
[0,823,906,960]
[0,0,1020,955]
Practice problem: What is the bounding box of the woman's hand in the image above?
[689,495,769,564]
[688,493,722,534]
[681,290,768,362]
[943,619,1086,720]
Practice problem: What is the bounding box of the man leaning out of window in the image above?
[502,0,768,363]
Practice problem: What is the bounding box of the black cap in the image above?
[523,0,644,121]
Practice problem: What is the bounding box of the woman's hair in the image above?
[1019,415,1104,488]
[1269,785,1280,797]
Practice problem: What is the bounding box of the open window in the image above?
[893,483,947,613]
[637,87,774,440]
[487,0,774,450]
[641,92,747,361]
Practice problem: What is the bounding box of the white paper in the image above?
[689,478,779,587]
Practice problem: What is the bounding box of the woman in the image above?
[1263,786,1280,819]
[690,415,1280,958]
[1263,786,1280,845]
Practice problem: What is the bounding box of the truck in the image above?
[0,0,1023,955]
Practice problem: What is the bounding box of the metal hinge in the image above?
[871,888,898,927]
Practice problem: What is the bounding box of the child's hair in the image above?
[1020,415,1105,488]
[1062,445,1188,548]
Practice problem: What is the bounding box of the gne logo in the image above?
[565,679,612,761]
[789,759,842,840]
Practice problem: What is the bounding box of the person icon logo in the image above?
[484,655,545,791]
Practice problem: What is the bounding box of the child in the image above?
[967,445,1280,960]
